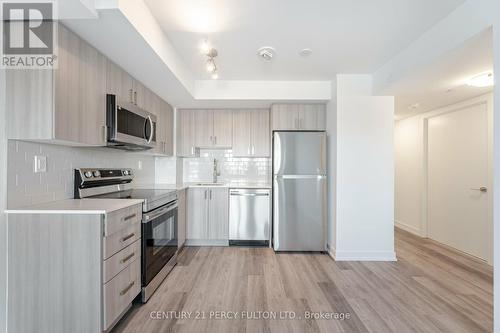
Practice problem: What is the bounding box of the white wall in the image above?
[334,75,395,261]
[0,68,7,333]
[492,15,500,333]
[394,93,493,237]
[326,79,337,251]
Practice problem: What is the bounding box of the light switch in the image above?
[34,155,47,173]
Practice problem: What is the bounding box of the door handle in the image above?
[470,187,488,192]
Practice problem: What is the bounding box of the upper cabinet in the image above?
[152,97,174,156]
[271,104,326,131]
[177,109,198,157]
[194,110,232,148]
[7,24,107,146]
[178,109,232,156]
[232,109,270,157]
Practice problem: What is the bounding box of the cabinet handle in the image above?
[209,189,212,200]
[102,125,107,143]
[123,214,136,221]
[210,136,213,144]
[120,281,135,296]
[214,136,217,145]
[121,233,135,242]
[204,190,207,199]
[129,89,133,104]
[134,91,137,105]
[252,145,255,155]
[120,252,135,264]
[247,146,251,155]
[191,146,194,155]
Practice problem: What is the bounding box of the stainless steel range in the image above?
[74,168,178,302]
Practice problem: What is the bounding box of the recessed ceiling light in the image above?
[299,48,313,57]
[467,72,494,87]
[407,103,420,110]
[258,47,276,61]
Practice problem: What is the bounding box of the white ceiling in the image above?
[386,28,493,119]
[145,0,465,81]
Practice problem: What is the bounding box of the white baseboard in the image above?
[395,220,421,236]
[333,250,397,261]
[326,244,396,261]
[185,239,229,246]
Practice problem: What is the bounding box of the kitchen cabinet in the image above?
[6,23,107,146]
[6,202,143,333]
[177,109,198,157]
[271,104,326,131]
[106,60,150,109]
[178,189,187,249]
[232,109,270,157]
[194,109,233,148]
[186,187,229,245]
[150,95,174,156]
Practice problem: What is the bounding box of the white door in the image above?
[427,103,490,262]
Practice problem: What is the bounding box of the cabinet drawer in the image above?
[103,223,141,259]
[103,239,141,283]
[103,259,141,330]
[104,204,142,236]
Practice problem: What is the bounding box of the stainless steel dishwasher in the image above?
[229,188,270,246]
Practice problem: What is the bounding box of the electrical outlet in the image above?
[34,155,47,173]
[137,160,143,170]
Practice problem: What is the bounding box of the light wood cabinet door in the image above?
[177,189,186,248]
[208,187,229,240]
[54,24,81,143]
[298,104,326,130]
[106,59,133,104]
[77,36,106,145]
[152,95,165,155]
[164,101,174,156]
[177,109,197,157]
[251,109,270,157]
[133,79,147,108]
[271,104,299,130]
[212,110,232,148]
[187,188,208,240]
[232,110,252,156]
[194,109,213,147]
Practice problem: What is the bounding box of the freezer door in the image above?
[273,175,326,251]
[273,131,327,176]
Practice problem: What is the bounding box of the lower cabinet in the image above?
[186,187,229,245]
[177,188,187,249]
[6,203,143,333]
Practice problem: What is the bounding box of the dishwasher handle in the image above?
[230,193,269,196]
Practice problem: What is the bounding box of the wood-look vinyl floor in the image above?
[112,228,493,333]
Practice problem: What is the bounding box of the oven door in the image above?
[106,94,157,149]
[141,201,177,287]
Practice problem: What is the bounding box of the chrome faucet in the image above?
[213,158,221,183]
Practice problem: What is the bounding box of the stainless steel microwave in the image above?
[106,94,157,151]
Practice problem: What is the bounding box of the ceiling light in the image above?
[206,59,216,73]
[467,72,494,87]
[407,103,420,110]
[200,39,210,54]
[299,48,313,57]
[258,47,276,61]
[211,72,219,80]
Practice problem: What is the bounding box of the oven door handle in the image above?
[143,202,178,222]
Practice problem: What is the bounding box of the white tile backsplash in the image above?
[183,150,271,184]
[7,140,156,208]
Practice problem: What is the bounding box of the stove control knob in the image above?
[84,171,93,178]
[93,170,101,177]
[123,170,128,176]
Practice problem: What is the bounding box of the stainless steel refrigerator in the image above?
[273,131,327,251]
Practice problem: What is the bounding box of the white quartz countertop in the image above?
[5,198,144,214]
[135,183,272,190]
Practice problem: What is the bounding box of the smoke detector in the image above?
[258,47,276,61]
